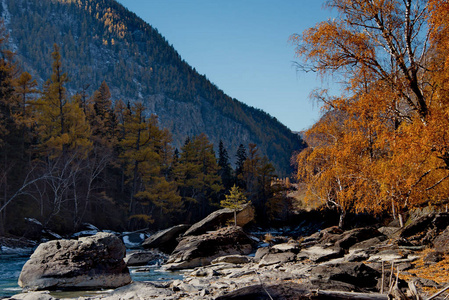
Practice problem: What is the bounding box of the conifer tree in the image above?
[14,72,38,126]
[0,26,22,235]
[31,45,92,231]
[34,44,91,155]
[218,140,233,190]
[120,102,182,228]
[220,185,247,226]
[235,143,247,188]
[174,134,223,222]
[241,144,277,223]
[87,80,117,150]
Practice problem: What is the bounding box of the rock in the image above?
[142,224,190,253]
[396,261,413,271]
[124,249,167,266]
[433,226,449,254]
[71,223,100,238]
[313,226,344,241]
[211,254,252,265]
[214,282,373,300]
[22,218,44,241]
[259,251,296,267]
[214,283,307,300]
[18,232,131,291]
[254,247,270,262]
[310,262,380,290]
[298,245,344,262]
[10,291,56,300]
[271,242,300,252]
[101,281,174,299]
[122,232,147,248]
[415,277,442,288]
[423,250,444,263]
[199,288,209,297]
[378,226,400,237]
[189,267,218,278]
[0,236,37,254]
[189,262,245,278]
[183,204,255,236]
[164,226,254,270]
[399,213,449,246]
[303,226,383,252]
[345,249,371,262]
[432,213,449,230]
[367,249,407,262]
[257,241,300,267]
[332,227,384,250]
[349,236,387,251]
[400,214,434,240]
[184,277,211,290]
[266,235,289,245]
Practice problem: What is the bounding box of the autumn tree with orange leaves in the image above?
[292,0,449,227]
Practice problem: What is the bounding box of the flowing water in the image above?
[0,253,183,298]
[0,253,29,298]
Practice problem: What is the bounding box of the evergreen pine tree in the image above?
[235,143,247,188]
[220,185,247,226]
[218,140,233,190]
[174,134,223,222]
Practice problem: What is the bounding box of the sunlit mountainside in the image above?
[0,0,305,175]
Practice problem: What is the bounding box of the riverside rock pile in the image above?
[11,210,449,299]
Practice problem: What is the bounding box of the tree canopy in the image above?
[292,0,449,226]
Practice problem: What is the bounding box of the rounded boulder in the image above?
[18,232,131,291]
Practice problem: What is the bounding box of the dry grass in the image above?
[401,248,449,295]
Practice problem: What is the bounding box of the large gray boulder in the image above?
[164,226,254,270]
[183,204,255,236]
[142,224,190,253]
[18,232,131,291]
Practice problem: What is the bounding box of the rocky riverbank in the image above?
[8,208,449,299]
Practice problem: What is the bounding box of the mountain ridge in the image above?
[0,0,305,175]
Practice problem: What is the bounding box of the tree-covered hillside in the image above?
[0,0,305,175]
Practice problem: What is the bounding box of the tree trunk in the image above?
[338,209,346,229]
[399,213,404,228]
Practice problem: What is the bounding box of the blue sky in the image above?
[116,0,334,132]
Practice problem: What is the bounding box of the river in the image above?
[0,252,183,298]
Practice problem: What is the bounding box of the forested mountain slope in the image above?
[0,0,305,175]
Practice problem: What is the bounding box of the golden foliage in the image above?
[401,248,449,295]
[293,0,449,218]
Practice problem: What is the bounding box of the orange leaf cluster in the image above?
[294,0,449,218]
